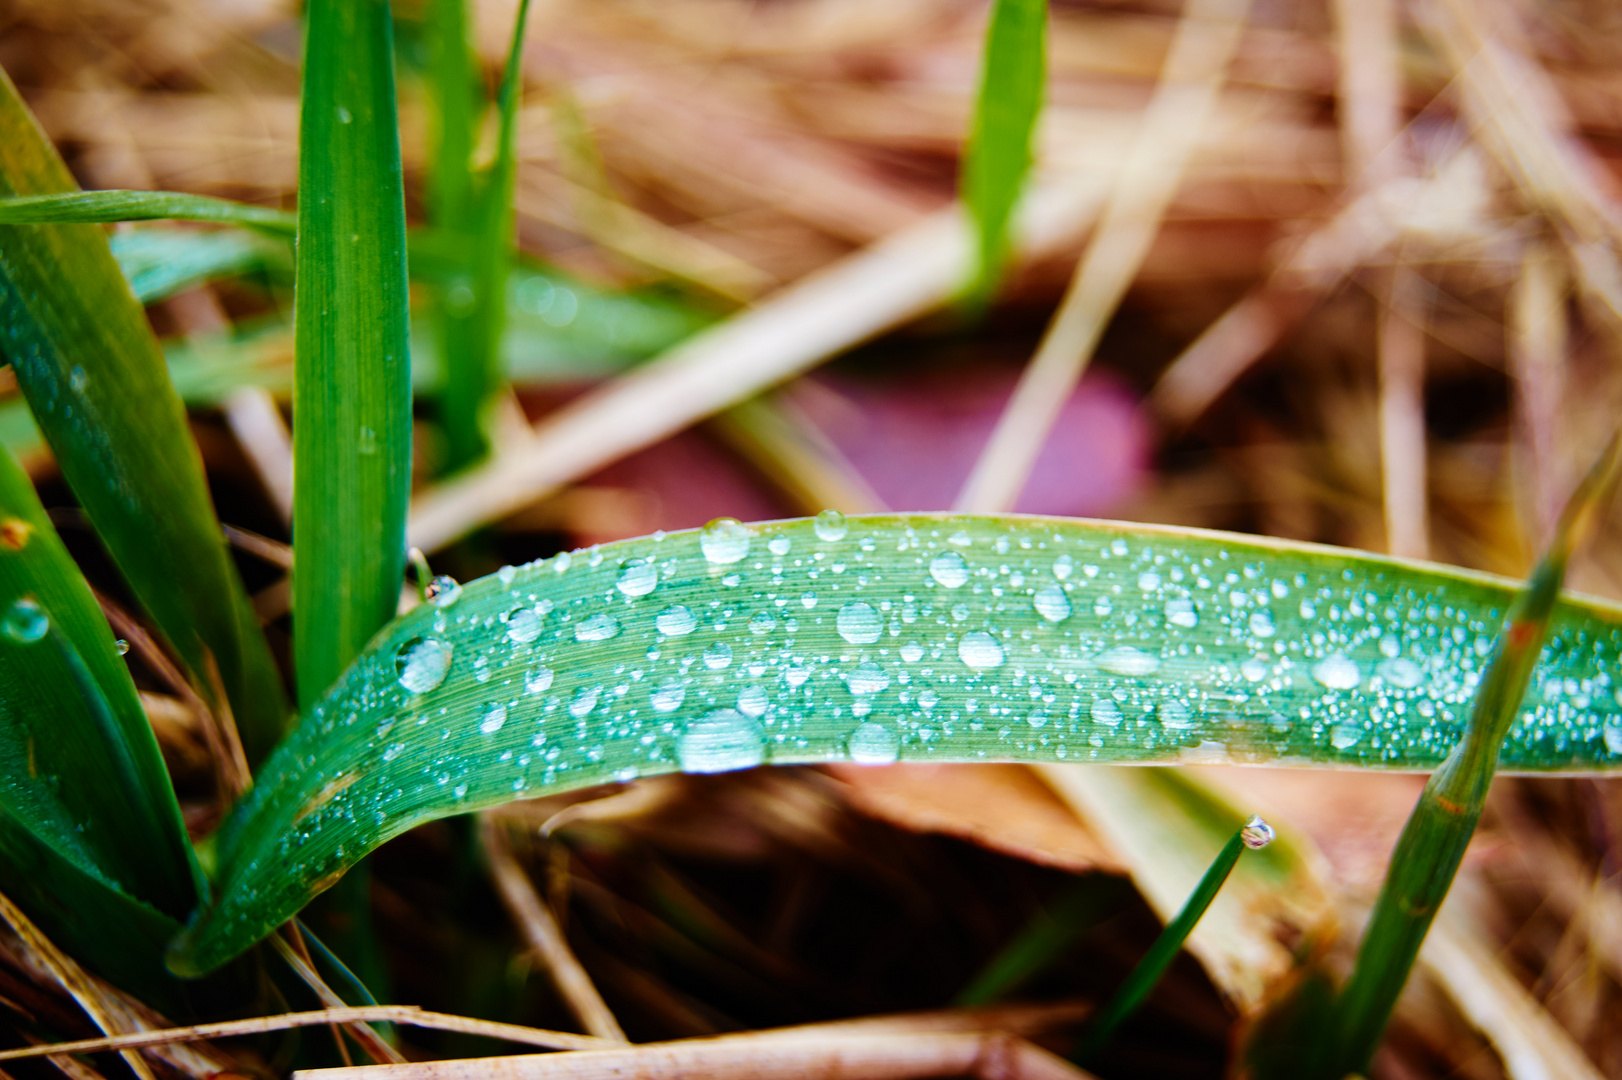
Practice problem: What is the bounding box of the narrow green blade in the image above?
[110,229,289,304]
[291,0,413,709]
[0,190,294,231]
[0,67,289,764]
[169,514,1622,975]
[961,0,1047,305]
[0,440,197,918]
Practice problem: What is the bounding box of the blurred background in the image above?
[5,0,1622,1076]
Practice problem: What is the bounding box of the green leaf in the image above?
[0,190,294,231]
[110,229,289,304]
[291,0,413,709]
[0,66,290,764]
[169,514,1622,975]
[960,0,1046,306]
[0,440,199,928]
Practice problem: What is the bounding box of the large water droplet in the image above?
[929,551,970,589]
[479,704,508,734]
[837,601,882,645]
[958,631,1005,670]
[1377,657,1423,689]
[1033,583,1071,622]
[1,598,47,644]
[1165,598,1198,629]
[676,709,765,773]
[1138,572,1162,591]
[616,559,658,597]
[703,641,733,669]
[525,665,554,694]
[700,518,753,565]
[813,509,848,542]
[900,642,924,663]
[1157,700,1194,729]
[1329,722,1363,749]
[1096,646,1161,677]
[1090,697,1123,726]
[1605,719,1622,755]
[569,686,601,718]
[846,721,899,765]
[656,605,697,636]
[1240,658,1268,682]
[506,607,544,643]
[846,661,891,696]
[396,637,453,694]
[651,680,687,713]
[575,613,621,642]
[1248,611,1276,638]
[1312,655,1361,690]
[1240,815,1275,849]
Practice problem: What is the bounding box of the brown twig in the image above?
[270,931,406,1065]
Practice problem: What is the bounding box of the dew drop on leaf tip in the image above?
[1240,815,1275,849]
[425,575,462,607]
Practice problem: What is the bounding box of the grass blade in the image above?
[110,229,289,305]
[168,513,1622,975]
[291,0,413,708]
[0,190,294,231]
[1309,434,1622,1077]
[960,0,1047,306]
[0,66,289,764]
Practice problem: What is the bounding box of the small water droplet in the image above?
[837,601,882,645]
[1165,598,1198,629]
[749,611,777,635]
[958,631,1005,670]
[69,366,88,392]
[506,607,544,643]
[929,551,970,589]
[1033,583,1072,622]
[700,518,754,564]
[846,721,899,765]
[846,660,891,696]
[1377,657,1424,689]
[900,642,924,663]
[1053,554,1075,580]
[768,536,792,556]
[616,559,658,597]
[1241,658,1268,682]
[395,637,453,693]
[1240,815,1275,849]
[337,105,352,123]
[656,605,697,635]
[115,638,130,656]
[1138,571,1162,591]
[1097,646,1161,677]
[1330,722,1363,749]
[1027,711,1049,729]
[575,613,621,642]
[1090,697,1123,725]
[814,509,848,542]
[651,680,687,712]
[703,642,733,669]
[1312,655,1361,690]
[1157,700,1194,729]
[1248,611,1276,638]
[1379,636,1401,659]
[569,686,601,718]
[677,709,765,773]
[1,598,46,644]
[426,575,462,607]
[1109,538,1130,556]
[479,704,508,734]
[736,685,769,717]
[525,665,554,693]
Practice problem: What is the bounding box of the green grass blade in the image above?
[110,229,289,304]
[0,441,198,918]
[1313,435,1622,1077]
[0,66,290,765]
[425,0,479,236]
[291,0,413,708]
[954,875,1130,1006]
[0,190,294,231]
[960,0,1047,306]
[168,513,1622,975]
[439,0,533,471]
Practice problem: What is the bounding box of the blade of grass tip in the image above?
[0,190,296,232]
[954,876,1132,1007]
[959,0,1047,309]
[440,0,532,473]
[1073,816,1275,1064]
[292,0,412,708]
[0,67,291,766]
[1320,429,1622,1078]
[955,0,1253,514]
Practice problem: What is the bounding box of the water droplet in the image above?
[69,366,87,392]
[1240,815,1275,849]
[846,721,899,765]
[917,688,940,709]
[1248,611,1276,638]
[1379,636,1401,659]
[703,642,733,669]
[568,686,601,718]
[1090,697,1123,725]
[358,425,377,455]
[656,605,697,636]
[837,601,882,645]
[337,105,352,123]
[677,709,765,773]
[575,613,621,642]
[506,607,543,643]
[479,704,508,734]
[1157,700,1194,729]
[1165,598,1198,628]
[900,642,924,663]
[846,661,891,696]
[1033,583,1072,622]
[1027,711,1049,729]
[1604,718,1622,755]
[1053,555,1074,580]
[749,611,777,635]
[0,598,46,644]
[395,637,453,694]
[929,551,970,589]
[1312,655,1361,690]
[958,631,1005,670]
[426,575,462,607]
[768,536,792,556]
[1109,538,1130,556]
[616,559,658,597]
[651,680,687,712]
[525,665,554,693]
[1240,658,1269,682]
[700,518,753,564]
[813,509,848,542]
[1377,657,1423,689]
[948,531,972,547]
[725,685,765,719]
[1330,722,1363,749]
[1096,646,1160,677]
[1138,571,1162,591]
[115,638,130,656]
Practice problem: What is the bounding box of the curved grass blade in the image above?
[0,190,294,231]
[0,440,198,919]
[169,513,1622,975]
[291,0,412,708]
[110,229,290,305]
[0,66,290,764]
[960,0,1046,306]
